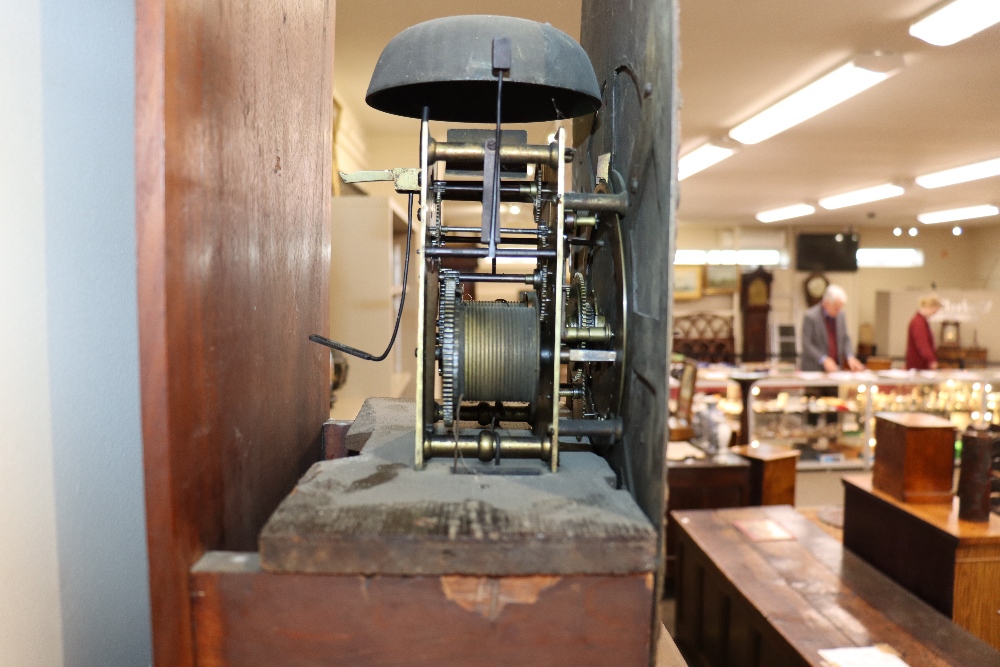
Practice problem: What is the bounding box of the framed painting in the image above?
[703,264,740,295]
[674,265,703,300]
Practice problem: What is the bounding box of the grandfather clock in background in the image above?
[741,267,773,362]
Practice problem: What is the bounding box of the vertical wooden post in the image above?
[136,1,335,663]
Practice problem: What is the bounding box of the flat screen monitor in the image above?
[795,233,859,272]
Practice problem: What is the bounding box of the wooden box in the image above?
[732,443,800,506]
[872,413,956,504]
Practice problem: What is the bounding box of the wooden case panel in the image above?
[136,1,335,664]
[953,556,1000,650]
[191,554,653,667]
[843,479,958,616]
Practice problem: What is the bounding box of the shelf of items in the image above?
[745,370,1000,470]
[745,372,873,470]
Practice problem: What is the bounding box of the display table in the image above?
[665,443,801,582]
[664,451,749,581]
[674,505,999,666]
[843,474,1000,651]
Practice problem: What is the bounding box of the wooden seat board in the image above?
[260,399,658,576]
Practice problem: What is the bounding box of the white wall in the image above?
[875,289,1000,359]
[970,225,1000,290]
[41,3,152,665]
[0,2,63,664]
[0,2,151,665]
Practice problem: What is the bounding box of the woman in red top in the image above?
[905,295,942,370]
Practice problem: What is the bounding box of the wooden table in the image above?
[674,505,1000,666]
[843,473,1000,650]
[666,444,801,584]
[665,452,749,582]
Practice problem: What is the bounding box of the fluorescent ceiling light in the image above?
[917,204,999,224]
[755,204,815,223]
[678,143,737,181]
[675,249,782,266]
[736,249,782,266]
[707,250,738,265]
[729,55,903,145]
[707,249,782,266]
[915,157,1000,188]
[674,249,708,265]
[909,0,1000,46]
[856,248,925,268]
[818,183,905,210]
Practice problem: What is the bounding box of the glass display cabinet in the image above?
[744,370,1000,469]
[745,372,874,469]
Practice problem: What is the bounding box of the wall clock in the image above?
[804,272,829,307]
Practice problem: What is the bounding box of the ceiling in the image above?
[334,0,1000,228]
